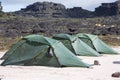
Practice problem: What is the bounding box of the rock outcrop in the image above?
[14,1,120,18]
[0,2,2,11]
[95,0,120,16]
[14,2,93,18]
[15,2,68,18]
[0,2,3,16]
[2,1,120,18]
[67,7,94,18]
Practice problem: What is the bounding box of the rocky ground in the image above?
[0,15,120,38]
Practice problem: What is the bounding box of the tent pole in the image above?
[52,48,61,67]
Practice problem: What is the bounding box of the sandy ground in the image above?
[0,46,120,80]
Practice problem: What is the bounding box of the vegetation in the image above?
[100,35,120,46]
[0,14,120,51]
[0,15,120,37]
[0,36,20,51]
[0,35,119,51]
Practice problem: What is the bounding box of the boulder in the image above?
[111,72,120,78]
[94,60,100,65]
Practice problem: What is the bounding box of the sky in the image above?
[0,0,117,12]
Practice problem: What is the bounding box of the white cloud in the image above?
[3,5,26,12]
[60,0,117,10]
[0,0,117,12]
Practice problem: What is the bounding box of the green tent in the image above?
[76,33,118,54]
[53,34,100,56]
[1,35,90,68]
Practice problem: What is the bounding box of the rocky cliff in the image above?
[14,1,120,18]
[15,2,68,18]
[67,7,94,18]
[14,2,93,18]
[95,0,120,16]
[2,1,120,18]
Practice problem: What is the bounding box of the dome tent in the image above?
[76,33,118,54]
[53,33,100,56]
[1,35,90,68]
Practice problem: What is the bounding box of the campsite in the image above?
[0,0,120,80]
[0,34,120,80]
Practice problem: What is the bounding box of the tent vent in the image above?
[46,47,53,58]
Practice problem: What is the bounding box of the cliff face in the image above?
[2,1,120,18]
[67,7,94,18]
[15,2,93,18]
[15,2,68,18]
[95,0,120,16]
